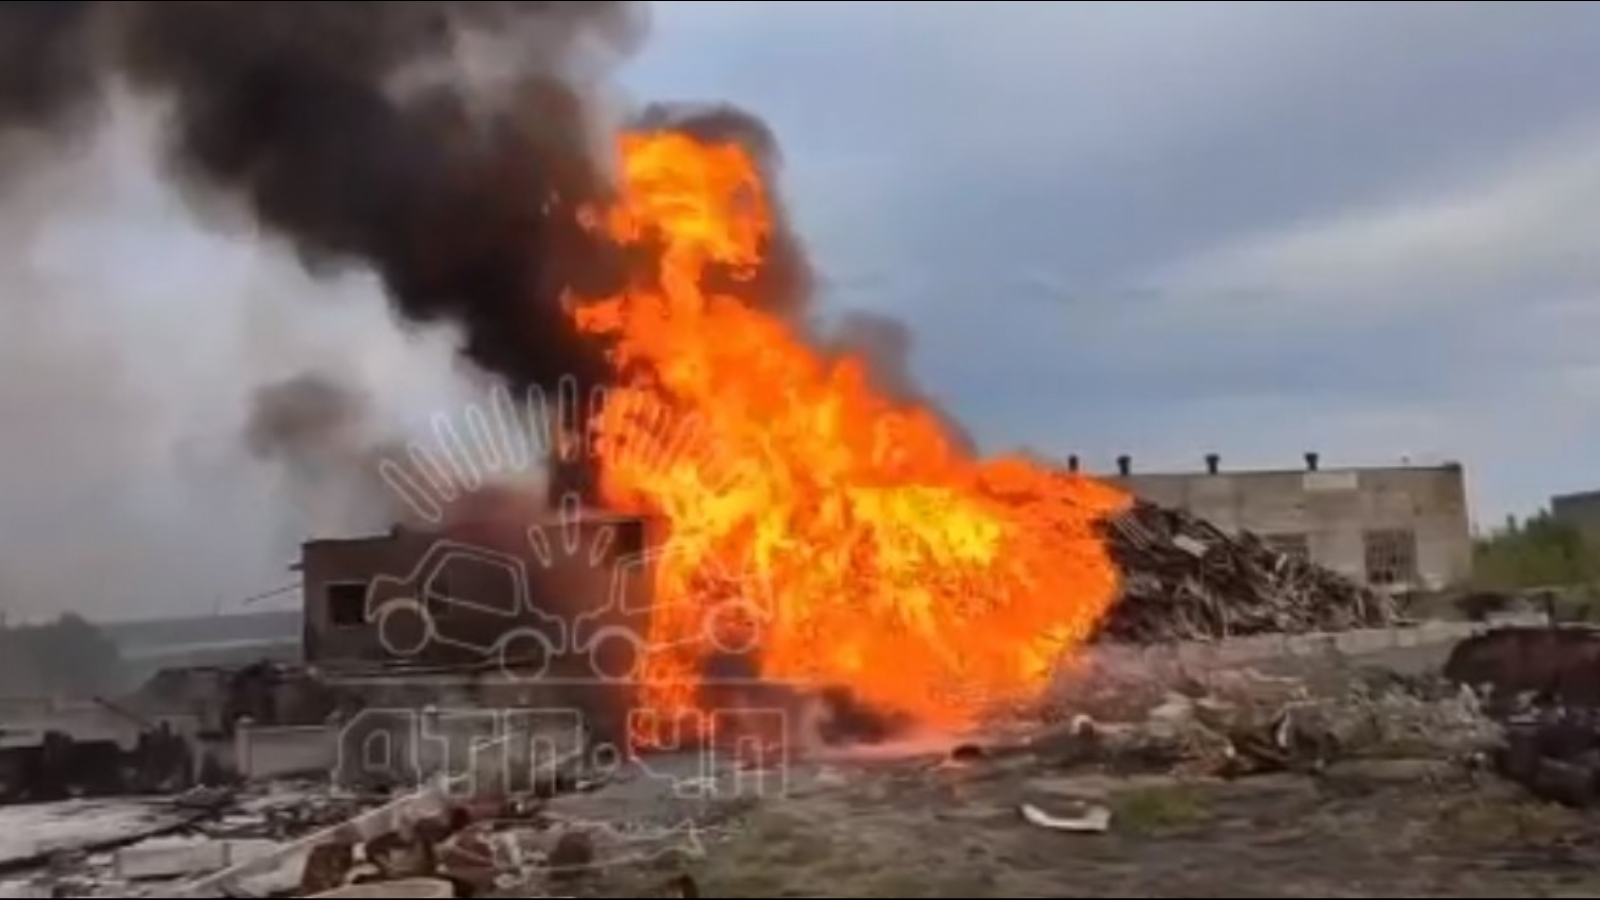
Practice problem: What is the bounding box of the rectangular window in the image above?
[326,582,368,627]
[1265,533,1310,560]
[613,519,647,559]
[1363,529,1418,587]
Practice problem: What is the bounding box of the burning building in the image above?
[0,2,1139,749]
[298,513,660,679]
[281,96,1136,748]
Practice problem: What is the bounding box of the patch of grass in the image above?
[1111,784,1211,834]
[1434,795,1586,846]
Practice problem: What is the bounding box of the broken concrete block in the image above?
[1019,800,1112,833]
[114,837,278,881]
[306,878,455,899]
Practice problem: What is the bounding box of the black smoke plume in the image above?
[0,1,647,502]
[244,372,402,535]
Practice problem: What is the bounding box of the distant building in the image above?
[1550,490,1600,545]
[1104,453,1473,592]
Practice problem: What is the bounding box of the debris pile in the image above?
[1441,626,1600,808]
[1028,664,1495,781]
[1097,501,1396,642]
[1495,705,1600,809]
[1444,626,1600,708]
[0,745,738,898]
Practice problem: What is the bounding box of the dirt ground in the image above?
[680,758,1600,898]
[546,651,1600,899]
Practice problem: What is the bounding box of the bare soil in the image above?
[596,755,1600,899]
[547,648,1600,899]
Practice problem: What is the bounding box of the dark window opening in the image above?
[1363,529,1418,587]
[1265,533,1310,560]
[613,520,646,559]
[327,582,368,627]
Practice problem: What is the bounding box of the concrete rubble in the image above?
[0,635,1586,896]
[0,736,758,898]
[1008,658,1501,790]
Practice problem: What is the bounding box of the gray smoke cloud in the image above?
[243,371,404,539]
[0,1,639,619]
[0,1,978,622]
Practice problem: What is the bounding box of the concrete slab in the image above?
[0,799,187,868]
[308,878,453,898]
[114,838,278,881]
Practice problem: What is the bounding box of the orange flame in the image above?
[572,131,1131,742]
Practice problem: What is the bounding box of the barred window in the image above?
[1363,529,1418,587]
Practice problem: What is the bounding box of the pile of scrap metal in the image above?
[1444,626,1600,807]
[0,701,194,804]
[1095,500,1395,643]
[0,661,354,805]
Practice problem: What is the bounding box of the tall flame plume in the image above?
[570,130,1131,743]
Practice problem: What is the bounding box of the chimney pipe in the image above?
[1305,452,1320,472]
[1205,453,1220,475]
[1116,455,1131,477]
[1067,454,1080,473]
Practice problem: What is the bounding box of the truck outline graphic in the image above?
[364,539,569,678]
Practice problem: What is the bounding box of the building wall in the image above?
[300,516,662,673]
[1551,490,1600,545]
[1109,462,1473,590]
[233,722,339,781]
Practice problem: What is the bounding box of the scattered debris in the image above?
[305,877,454,898]
[1018,800,1112,833]
[0,799,203,875]
[1444,626,1600,708]
[548,829,596,880]
[113,837,276,882]
[1491,705,1600,808]
[1099,501,1395,641]
[948,743,986,764]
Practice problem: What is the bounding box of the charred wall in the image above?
[300,515,661,674]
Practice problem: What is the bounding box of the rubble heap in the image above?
[1096,500,1397,643]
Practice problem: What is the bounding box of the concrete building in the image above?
[1102,453,1473,592]
[1551,489,1600,545]
[297,515,662,675]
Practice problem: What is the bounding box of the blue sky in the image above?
[7,1,1600,618]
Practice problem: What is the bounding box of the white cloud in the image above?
[1157,120,1600,323]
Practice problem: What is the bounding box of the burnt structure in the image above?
[298,514,662,680]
